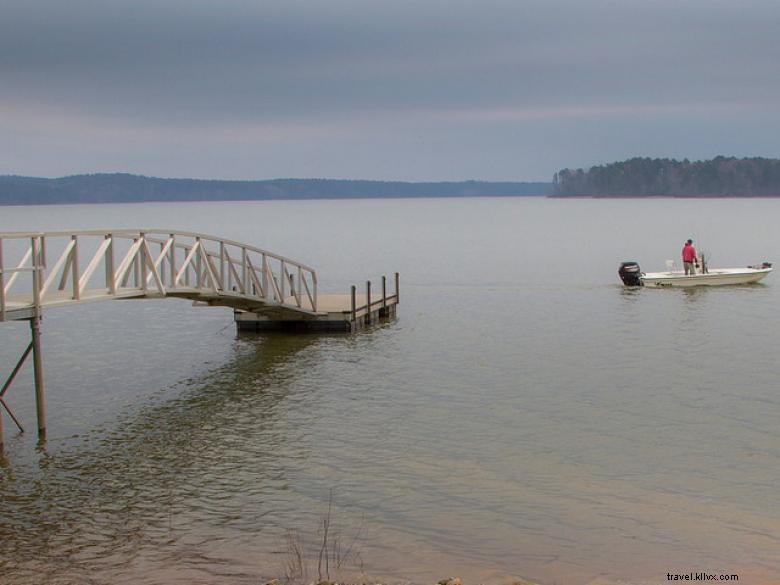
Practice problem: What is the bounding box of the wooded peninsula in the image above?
[553,156,780,197]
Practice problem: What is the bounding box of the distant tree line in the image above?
[553,156,780,197]
[0,173,553,205]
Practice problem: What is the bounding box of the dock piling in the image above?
[30,316,46,439]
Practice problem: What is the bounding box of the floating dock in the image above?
[235,275,398,332]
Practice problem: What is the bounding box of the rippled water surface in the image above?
[1,198,779,585]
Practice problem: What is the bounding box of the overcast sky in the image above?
[1,0,779,181]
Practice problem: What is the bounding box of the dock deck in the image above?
[234,287,398,332]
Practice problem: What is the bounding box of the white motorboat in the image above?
[619,260,772,287]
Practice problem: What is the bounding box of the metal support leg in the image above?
[0,396,25,434]
[0,326,38,446]
[0,341,31,436]
[30,317,45,438]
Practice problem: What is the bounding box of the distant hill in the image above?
[552,156,780,197]
[0,174,553,205]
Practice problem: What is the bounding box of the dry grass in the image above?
[278,489,365,584]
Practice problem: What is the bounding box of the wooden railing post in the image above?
[106,234,116,294]
[158,240,166,286]
[261,254,268,298]
[31,237,42,314]
[219,241,226,291]
[71,235,80,300]
[226,248,233,291]
[139,233,148,292]
[135,237,142,288]
[39,235,46,277]
[297,266,302,305]
[395,272,400,304]
[382,275,387,308]
[242,248,248,293]
[169,234,176,288]
[195,238,202,289]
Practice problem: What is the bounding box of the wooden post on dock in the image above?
[365,280,372,325]
[350,285,356,323]
[382,276,387,309]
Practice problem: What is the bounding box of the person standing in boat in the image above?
[682,239,699,275]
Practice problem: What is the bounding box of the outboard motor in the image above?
[618,261,643,286]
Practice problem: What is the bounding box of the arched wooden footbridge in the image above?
[0,229,398,444]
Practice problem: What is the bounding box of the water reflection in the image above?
[0,333,320,585]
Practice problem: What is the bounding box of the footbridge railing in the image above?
[0,229,318,321]
[1,229,403,447]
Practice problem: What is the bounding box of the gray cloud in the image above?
[1,0,779,180]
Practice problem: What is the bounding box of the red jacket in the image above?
[682,243,697,262]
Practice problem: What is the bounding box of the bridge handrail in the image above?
[0,229,317,272]
[0,229,318,320]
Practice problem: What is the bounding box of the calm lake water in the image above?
[0,198,778,585]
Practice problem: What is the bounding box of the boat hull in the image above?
[641,267,772,287]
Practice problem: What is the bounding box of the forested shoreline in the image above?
[553,156,780,197]
[5,157,780,204]
[0,174,551,205]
